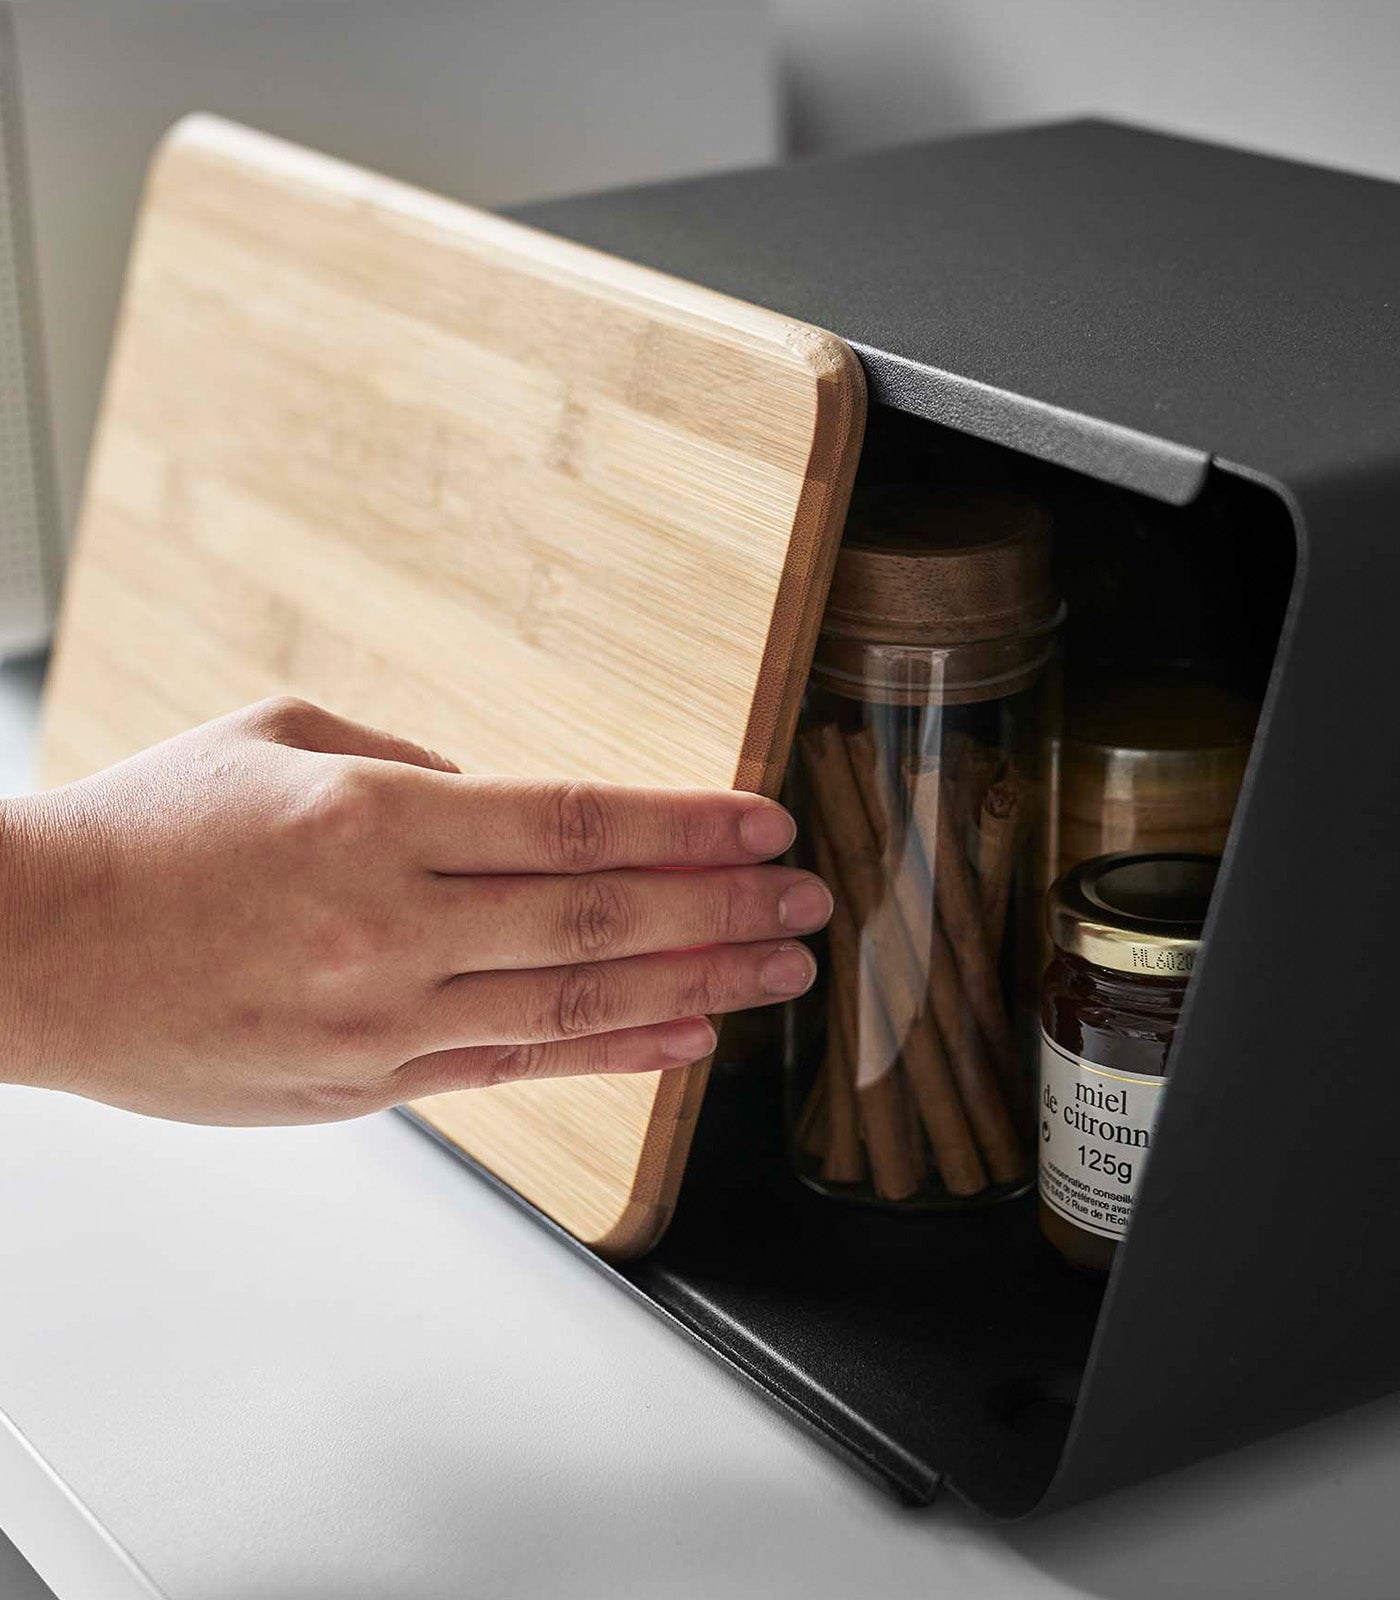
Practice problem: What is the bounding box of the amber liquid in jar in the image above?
[1038,852,1218,1272]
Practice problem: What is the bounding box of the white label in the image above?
[1038,1031,1167,1241]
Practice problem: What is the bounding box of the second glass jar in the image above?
[788,486,1063,1208]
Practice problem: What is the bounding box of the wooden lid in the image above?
[823,486,1057,646]
[38,117,867,1262]
[812,486,1060,704]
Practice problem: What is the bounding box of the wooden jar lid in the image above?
[813,486,1060,705]
[823,486,1057,646]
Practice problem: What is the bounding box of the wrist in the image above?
[0,792,72,1090]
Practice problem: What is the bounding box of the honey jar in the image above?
[1038,851,1218,1272]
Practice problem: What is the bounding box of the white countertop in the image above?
[4,659,1400,1598]
[6,1086,1400,1600]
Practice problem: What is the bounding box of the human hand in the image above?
[1,698,830,1124]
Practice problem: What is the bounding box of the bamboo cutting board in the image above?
[41,117,865,1258]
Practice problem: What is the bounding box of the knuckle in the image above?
[245,693,323,745]
[712,872,761,936]
[482,1041,549,1088]
[319,1007,392,1051]
[679,952,732,1018]
[290,768,389,850]
[552,962,613,1037]
[673,799,720,862]
[548,781,612,871]
[565,875,634,959]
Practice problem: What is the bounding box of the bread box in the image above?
[42,114,1400,1515]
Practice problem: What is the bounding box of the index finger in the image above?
[400,772,799,874]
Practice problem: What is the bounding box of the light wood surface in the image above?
[40,116,866,1257]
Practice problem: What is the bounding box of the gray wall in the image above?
[13,0,776,539]
[776,0,1400,178]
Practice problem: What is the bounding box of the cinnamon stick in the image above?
[977,767,1029,955]
[846,723,934,955]
[849,727,1022,1182]
[952,736,1002,835]
[802,726,986,1195]
[906,765,1018,1081]
[814,817,919,1198]
[821,970,867,1185]
[845,725,895,855]
[898,1058,929,1186]
[925,916,1026,1183]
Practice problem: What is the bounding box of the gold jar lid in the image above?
[1048,852,1219,978]
[813,485,1062,705]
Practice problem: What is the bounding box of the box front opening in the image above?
[625,405,1296,1515]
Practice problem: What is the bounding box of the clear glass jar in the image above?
[1038,852,1218,1271]
[787,487,1062,1208]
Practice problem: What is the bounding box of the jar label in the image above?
[1038,1031,1167,1241]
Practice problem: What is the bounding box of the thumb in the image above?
[236,695,459,773]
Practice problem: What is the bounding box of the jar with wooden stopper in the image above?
[788,486,1063,1208]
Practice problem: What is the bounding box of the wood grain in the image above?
[40,117,866,1258]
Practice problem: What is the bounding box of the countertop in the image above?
[4,659,1400,1599]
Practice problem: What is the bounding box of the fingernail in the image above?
[661,1017,717,1061]
[760,942,817,996]
[740,803,797,858]
[779,877,833,932]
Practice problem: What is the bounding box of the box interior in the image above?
[620,403,1297,1514]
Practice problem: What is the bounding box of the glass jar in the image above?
[1039,852,1219,1272]
[1053,672,1256,880]
[788,486,1062,1208]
